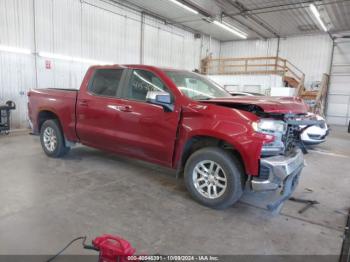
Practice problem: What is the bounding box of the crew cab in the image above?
[28,65,311,210]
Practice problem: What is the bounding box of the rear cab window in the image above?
[88,69,124,97]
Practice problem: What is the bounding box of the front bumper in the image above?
[251,149,304,210]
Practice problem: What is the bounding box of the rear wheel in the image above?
[40,119,70,158]
[184,147,244,209]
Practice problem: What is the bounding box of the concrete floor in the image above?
[0,126,349,257]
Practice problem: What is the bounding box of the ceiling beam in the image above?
[117,0,207,36]
[183,0,271,39]
[225,0,280,38]
[226,0,314,15]
[225,0,348,16]
[221,12,268,40]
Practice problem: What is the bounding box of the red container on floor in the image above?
[93,234,136,262]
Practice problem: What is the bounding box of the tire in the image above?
[184,147,244,209]
[40,119,70,158]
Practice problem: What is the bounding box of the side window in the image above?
[89,69,123,97]
[124,70,170,101]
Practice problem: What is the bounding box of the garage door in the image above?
[326,40,350,126]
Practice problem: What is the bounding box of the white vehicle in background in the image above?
[300,113,329,145]
[228,91,330,146]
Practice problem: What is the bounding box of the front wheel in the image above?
[40,119,70,158]
[184,147,244,209]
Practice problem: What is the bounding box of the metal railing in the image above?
[200,56,305,83]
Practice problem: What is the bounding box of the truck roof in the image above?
[88,64,187,72]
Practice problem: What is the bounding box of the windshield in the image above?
[165,71,231,100]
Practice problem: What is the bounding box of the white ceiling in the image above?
[121,0,350,41]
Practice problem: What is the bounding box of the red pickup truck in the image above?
[28,65,308,210]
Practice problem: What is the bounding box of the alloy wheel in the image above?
[192,160,227,199]
[43,127,57,152]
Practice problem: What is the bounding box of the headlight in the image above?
[252,119,286,134]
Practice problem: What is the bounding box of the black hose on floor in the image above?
[45,236,97,262]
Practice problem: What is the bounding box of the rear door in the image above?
[76,68,129,151]
[114,69,181,166]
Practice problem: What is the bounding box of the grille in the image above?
[308,134,321,139]
[283,125,300,154]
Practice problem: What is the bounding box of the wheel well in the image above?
[38,111,59,132]
[179,136,245,177]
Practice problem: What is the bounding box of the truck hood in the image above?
[201,96,308,114]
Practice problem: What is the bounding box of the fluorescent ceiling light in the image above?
[0,45,32,55]
[213,21,247,39]
[38,52,113,65]
[167,0,198,14]
[222,21,248,38]
[309,3,328,32]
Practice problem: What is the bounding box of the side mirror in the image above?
[146,91,174,112]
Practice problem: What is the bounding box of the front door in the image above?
[114,69,181,166]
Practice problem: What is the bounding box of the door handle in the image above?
[120,105,132,112]
[79,100,89,107]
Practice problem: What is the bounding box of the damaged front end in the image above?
[252,149,304,211]
[249,113,323,211]
[200,97,322,211]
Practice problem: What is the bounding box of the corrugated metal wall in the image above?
[326,39,350,126]
[201,35,221,59]
[209,74,283,95]
[279,35,333,88]
[0,0,206,128]
[220,35,333,88]
[143,16,201,70]
[220,39,278,58]
[0,0,36,128]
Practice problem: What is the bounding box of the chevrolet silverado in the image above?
[28,65,310,210]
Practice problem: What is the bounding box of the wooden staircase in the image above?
[200,56,329,115]
[200,55,306,89]
[297,73,329,116]
[283,76,299,88]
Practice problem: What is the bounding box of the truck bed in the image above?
[28,88,79,141]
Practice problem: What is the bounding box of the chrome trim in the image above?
[260,130,285,156]
[146,91,168,100]
[251,149,304,192]
[261,146,284,156]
